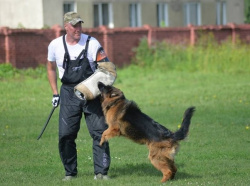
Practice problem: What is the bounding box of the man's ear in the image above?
[64,23,68,31]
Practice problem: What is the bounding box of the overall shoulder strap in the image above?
[62,35,70,69]
[75,35,92,61]
[83,35,91,58]
[63,35,69,54]
[85,36,91,54]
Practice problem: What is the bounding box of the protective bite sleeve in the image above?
[74,62,116,100]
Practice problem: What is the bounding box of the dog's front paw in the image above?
[99,138,105,146]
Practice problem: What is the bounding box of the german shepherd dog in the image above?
[97,82,195,183]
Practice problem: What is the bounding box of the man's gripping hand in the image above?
[52,94,60,107]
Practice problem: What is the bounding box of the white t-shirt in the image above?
[47,34,102,79]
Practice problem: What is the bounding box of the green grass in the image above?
[0,38,250,185]
[132,36,250,74]
[0,68,249,186]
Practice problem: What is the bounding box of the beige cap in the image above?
[64,12,84,25]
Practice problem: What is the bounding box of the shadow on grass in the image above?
[110,162,201,180]
[174,171,201,180]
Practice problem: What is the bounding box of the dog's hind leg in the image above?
[149,157,174,183]
[170,163,177,180]
[100,127,120,146]
[148,145,175,183]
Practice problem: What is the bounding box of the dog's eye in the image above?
[110,93,117,98]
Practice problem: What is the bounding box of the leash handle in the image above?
[37,107,56,140]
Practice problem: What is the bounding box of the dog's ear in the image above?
[98,82,105,92]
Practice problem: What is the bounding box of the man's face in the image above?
[65,22,82,41]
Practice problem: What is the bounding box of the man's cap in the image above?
[64,12,84,25]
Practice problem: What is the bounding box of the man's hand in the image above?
[52,94,60,107]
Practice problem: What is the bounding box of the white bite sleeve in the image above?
[74,62,117,100]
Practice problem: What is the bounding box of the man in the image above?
[47,11,111,181]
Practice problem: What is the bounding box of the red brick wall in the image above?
[0,27,57,68]
[0,30,5,63]
[0,24,250,68]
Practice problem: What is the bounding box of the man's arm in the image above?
[47,61,58,95]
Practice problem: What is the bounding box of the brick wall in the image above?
[0,24,250,68]
[0,27,57,68]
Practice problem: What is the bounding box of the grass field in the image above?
[1,37,250,185]
[0,64,249,185]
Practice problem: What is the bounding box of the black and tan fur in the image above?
[98,82,195,183]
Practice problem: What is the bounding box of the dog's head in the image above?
[98,82,125,103]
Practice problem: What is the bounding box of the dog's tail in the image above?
[172,106,195,141]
